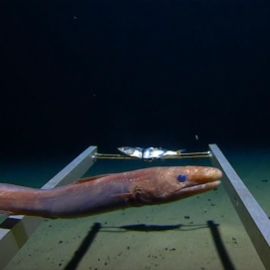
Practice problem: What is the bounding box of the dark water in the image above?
[1,0,270,160]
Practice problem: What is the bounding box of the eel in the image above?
[0,166,222,219]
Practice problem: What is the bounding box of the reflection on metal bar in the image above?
[209,144,270,270]
[0,146,97,270]
[95,151,211,160]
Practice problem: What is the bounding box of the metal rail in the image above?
[96,151,211,160]
[0,146,97,270]
[209,144,270,270]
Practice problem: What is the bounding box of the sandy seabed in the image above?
[2,146,270,270]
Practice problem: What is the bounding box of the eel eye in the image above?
[177,174,188,182]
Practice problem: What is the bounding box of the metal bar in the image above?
[95,151,211,160]
[209,144,270,270]
[0,146,97,270]
[42,146,97,189]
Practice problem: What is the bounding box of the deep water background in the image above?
[1,0,270,159]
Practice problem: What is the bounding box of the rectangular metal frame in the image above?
[0,146,97,270]
[1,144,270,270]
[210,144,270,270]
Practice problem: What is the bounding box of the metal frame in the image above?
[0,144,270,270]
[209,144,270,270]
[0,146,97,270]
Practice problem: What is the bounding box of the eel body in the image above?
[0,166,222,219]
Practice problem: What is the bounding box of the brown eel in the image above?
[0,166,222,219]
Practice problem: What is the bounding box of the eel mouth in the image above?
[172,180,221,200]
[167,180,221,202]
